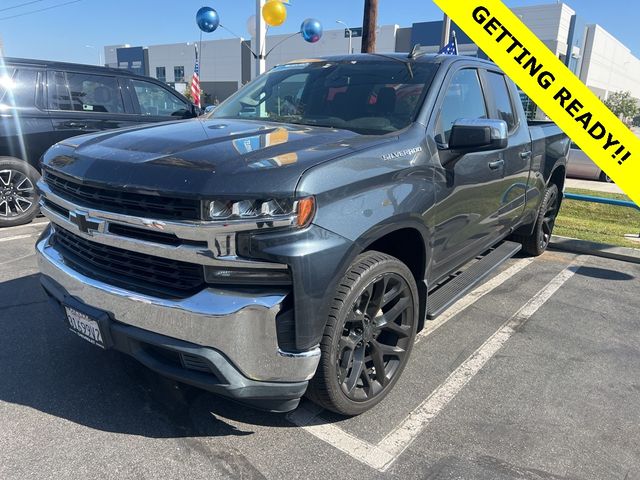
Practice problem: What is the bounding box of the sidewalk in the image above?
[565,178,624,195]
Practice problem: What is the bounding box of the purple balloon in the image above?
[300,18,322,43]
[196,7,220,33]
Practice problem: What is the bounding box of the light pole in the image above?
[85,45,103,66]
[254,0,267,78]
[336,20,353,54]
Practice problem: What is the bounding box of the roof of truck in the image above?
[283,53,498,68]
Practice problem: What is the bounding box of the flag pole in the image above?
[452,29,458,54]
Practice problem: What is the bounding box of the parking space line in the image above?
[377,256,586,470]
[289,256,585,472]
[0,234,36,243]
[287,402,395,471]
[416,257,536,343]
[0,219,48,234]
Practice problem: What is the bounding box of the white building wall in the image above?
[147,39,242,89]
[580,24,640,100]
[147,42,196,83]
[198,38,243,84]
[511,3,575,56]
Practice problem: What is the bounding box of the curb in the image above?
[549,235,640,264]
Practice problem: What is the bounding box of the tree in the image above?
[603,90,640,127]
[183,80,193,102]
[361,0,378,53]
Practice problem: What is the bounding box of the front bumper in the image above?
[36,226,320,409]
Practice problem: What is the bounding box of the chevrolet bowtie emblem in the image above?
[69,210,104,235]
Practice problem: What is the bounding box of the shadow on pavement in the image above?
[574,266,635,281]
[0,274,294,439]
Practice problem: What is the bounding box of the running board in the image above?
[427,241,522,319]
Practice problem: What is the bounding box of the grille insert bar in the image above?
[44,171,202,221]
[53,227,205,298]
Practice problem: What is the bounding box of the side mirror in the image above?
[190,103,203,117]
[448,118,508,151]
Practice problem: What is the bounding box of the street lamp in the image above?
[336,20,353,54]
[85,45,103,66]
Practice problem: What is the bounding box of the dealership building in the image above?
[105,2,640,106]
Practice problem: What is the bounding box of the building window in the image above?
[174,66,184,83]
[156,67,166,83]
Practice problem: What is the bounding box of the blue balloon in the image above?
[300,18,322,43]
[196,7,220,33]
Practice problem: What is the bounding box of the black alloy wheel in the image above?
[513,183,560,256]
[307,251,418,415]
[538,184,559,252]
[337,272,414,401]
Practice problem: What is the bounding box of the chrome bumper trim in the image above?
[37,180,290,268]
[36,227,320,382]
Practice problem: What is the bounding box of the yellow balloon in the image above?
[262,0,287,27]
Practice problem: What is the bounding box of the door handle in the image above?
[488,159,504,170]
[520,150,532,158]
[62,121,88,129]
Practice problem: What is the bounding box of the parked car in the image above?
[0,57,200,227]
[566,143,612,182]
[36,54,568,415]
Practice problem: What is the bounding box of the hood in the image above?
[42,118,393,198]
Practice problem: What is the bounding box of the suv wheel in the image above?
[307,251,418,415]
[514,183,559,256]
[0,158,41,228]
[599,171,614,183]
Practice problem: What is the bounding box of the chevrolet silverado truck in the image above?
[36,54,568,415]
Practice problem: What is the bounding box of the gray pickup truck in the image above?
[36,54,568,415]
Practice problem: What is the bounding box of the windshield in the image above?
[210,60,438,135]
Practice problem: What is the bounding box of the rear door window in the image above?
[48,71,124,113]
[485,71,517,131]
[0,68,38,109]
[130,79,190,117]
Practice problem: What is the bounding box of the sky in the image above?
[0,0,639,65]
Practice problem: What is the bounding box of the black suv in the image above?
[0,57,199,227]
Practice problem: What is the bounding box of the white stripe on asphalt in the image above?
[416,257,535,343]
[287,402,395,471]
[377,255,586,470]
[289,256,584,472]
[0,233,35,243]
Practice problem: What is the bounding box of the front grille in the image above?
[44,171,202,221]
[53,226,205,298]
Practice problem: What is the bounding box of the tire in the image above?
[306,251,419,416]
[599,171,614,183]
[0,158,41,228]
[513,183,559,256]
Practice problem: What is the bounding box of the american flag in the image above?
[191,57,201,108]
[439,31,458,55]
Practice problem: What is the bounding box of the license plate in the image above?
[65,307,105,349]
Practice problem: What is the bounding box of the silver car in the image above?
[566,143,612,182]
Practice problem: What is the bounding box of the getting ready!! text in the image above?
[471,5,631,166]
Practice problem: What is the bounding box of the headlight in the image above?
[205,196,315,227]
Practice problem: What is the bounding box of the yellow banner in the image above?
[433,0,640,206]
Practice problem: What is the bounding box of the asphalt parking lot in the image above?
[1,220,639,480]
